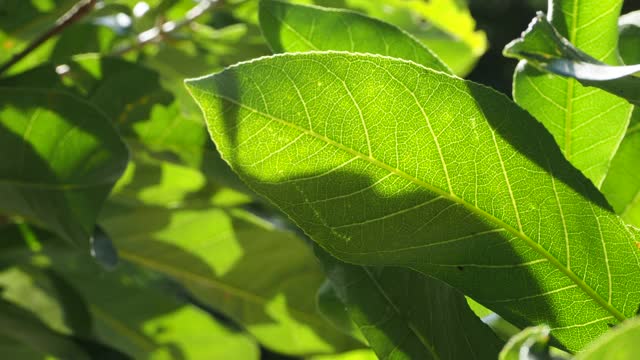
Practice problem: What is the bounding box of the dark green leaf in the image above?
[317,248,502,359]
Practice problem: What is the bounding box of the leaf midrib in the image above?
[209,91,626,323]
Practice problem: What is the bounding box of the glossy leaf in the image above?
[99,202,360,355]
[259,0,450,73]
[505,13,640,105]
[187,52,640,351]
[510,1,633,187]
[0,87,129,249]
[575,317,640,360]
[317,248,502,359]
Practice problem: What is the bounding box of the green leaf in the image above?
[309,349,378,360]
[505,13,640,106]
[317,248,502,359]
[327,0,487,76]
[509,0,633,187]
[99,203,361,355]
[0,298,92,360]
[53,258,260,360]
[499,326,567,360]
[316,280,366,344]
[186,52,640,351]
[575,317,640,359]
[259,0,450,73]
[600,109,640,225]
[600,14,640,227]
[0,87,129,249]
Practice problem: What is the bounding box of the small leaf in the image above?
[259,0,450,73]
[187,52,640,351]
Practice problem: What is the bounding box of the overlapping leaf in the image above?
[511,0,633,187]
[187,52,640,351]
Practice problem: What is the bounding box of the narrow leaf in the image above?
[317,248,502,359]
[508,0,633,187]
[0,87,128,249]
[499,326,567,360]
[187,52,640,351]
[259,0,450,73]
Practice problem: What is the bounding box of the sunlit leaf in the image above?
[508,0,633,187]
[187,52,640,351]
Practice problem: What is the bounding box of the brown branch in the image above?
[111,0,220,56]
[0,0,97,76]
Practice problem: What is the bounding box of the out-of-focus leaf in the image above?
[53,257,260,360]
[505,13,640,106]
[99,203,361,355]
[309,349,378,360]
[0,298,91,360]
[0,87,128,249]
[575,317,640,359]
[317,249,502,360]
[320,0,487,75]
[259,0,450,73]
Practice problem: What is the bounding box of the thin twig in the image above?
[0,0,97,76]
[111,0,219,56]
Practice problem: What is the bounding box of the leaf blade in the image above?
[187,52,640,351]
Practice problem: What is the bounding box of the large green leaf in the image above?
[505,14,640,106]
[317,249,502,359]
[511,0,633,187]
[0,87,128,249]
[259,0,450,73]
[99,202,360,355]
[186,52,640,351]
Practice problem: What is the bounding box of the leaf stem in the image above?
[0,0,97,76]
[111,0,221,56]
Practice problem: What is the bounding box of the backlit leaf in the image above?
[187,52,640,351]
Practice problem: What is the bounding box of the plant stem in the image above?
[111,0,220,56]
[0,0,97,76]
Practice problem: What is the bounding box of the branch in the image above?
[111,0,220,55]
[0,0,97,76]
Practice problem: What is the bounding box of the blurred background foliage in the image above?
[0,0,636,359]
